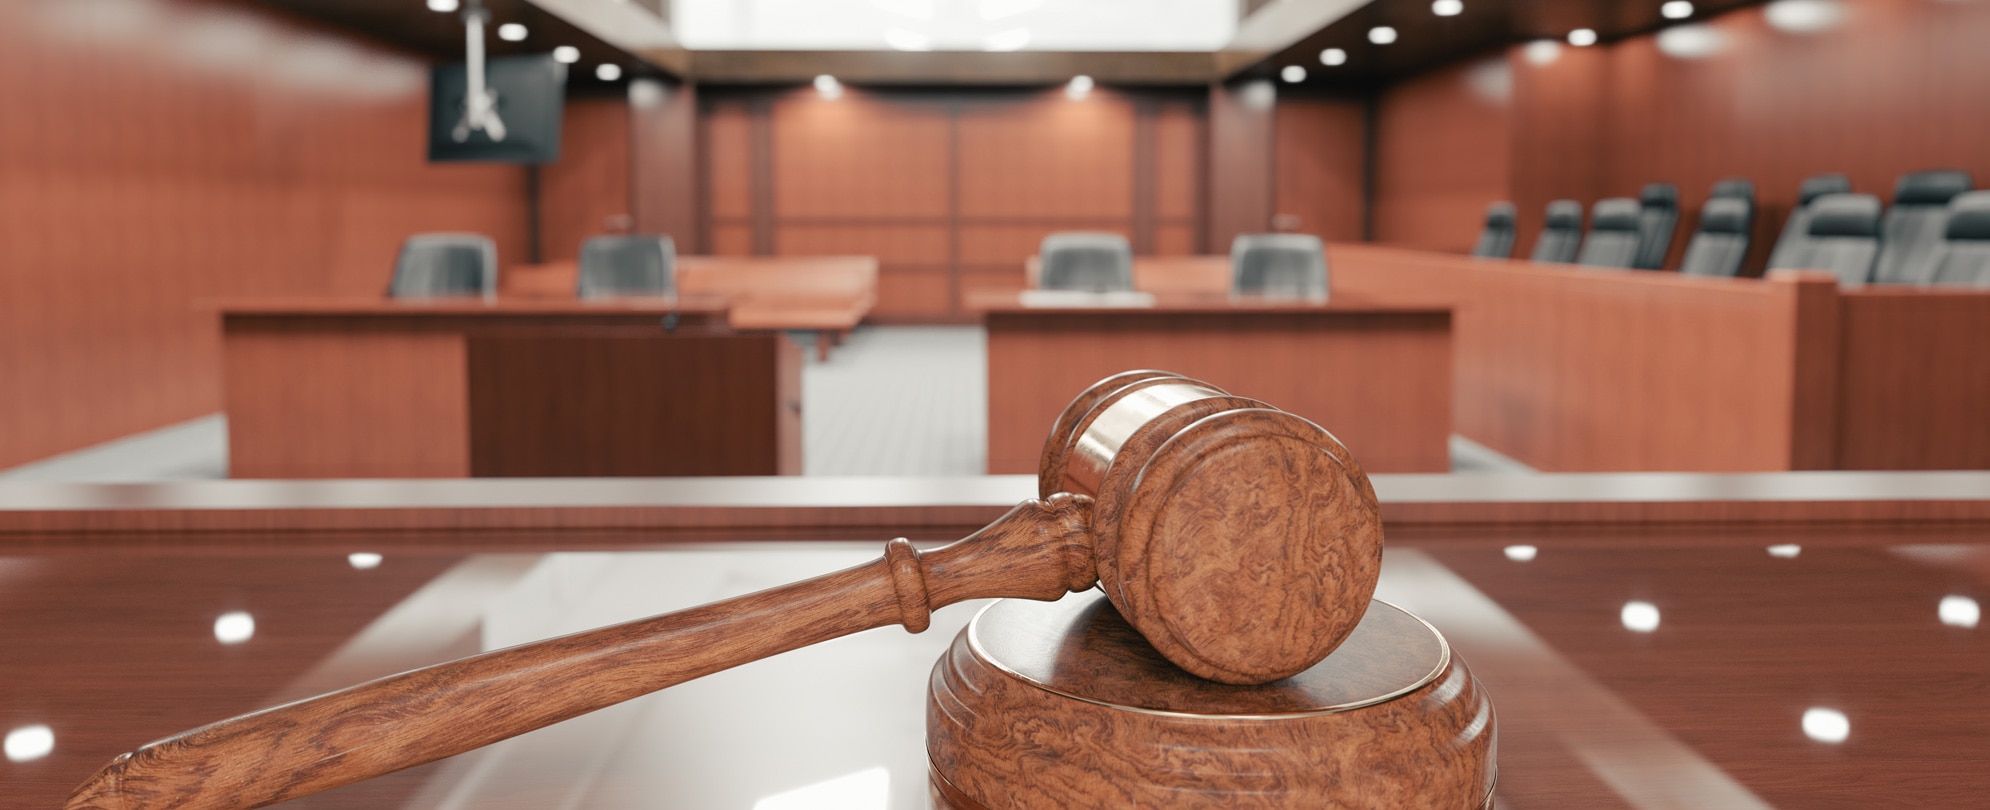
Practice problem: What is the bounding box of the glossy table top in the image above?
[5,533,1987,808]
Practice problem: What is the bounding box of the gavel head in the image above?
[1037,371,1384,685]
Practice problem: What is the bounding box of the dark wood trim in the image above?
[748,98,775,255]
[1132,100,1158,254]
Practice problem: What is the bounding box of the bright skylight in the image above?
[673,0,1237,51]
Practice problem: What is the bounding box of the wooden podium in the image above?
[930,593,1496,809]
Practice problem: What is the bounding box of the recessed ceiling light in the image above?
[814,74,843,99]
[552,45,580,64]
[427,0,459,12]
[1280,65,1307,83]
[1524,39,1562,64]
[1368,26,1398,45]
[1320,47,1347,66]
[497,23,527,42]
[1764,0,1848,34]
[596,63,622,81]
[1066,74,1094,100]
[1432,0,1464,16]
[1568,28,1598,46]
[1662,0,1694,19]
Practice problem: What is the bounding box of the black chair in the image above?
[1787,193,1885,287]
[1874,170,1975,284]
[577,235,675,298]
[1632,183,1679,269]
[1471,202,1517,259]
[388,233,497,299]
[1767,173,1853,271]
[1929,191,1990,287]
[1710,178,1757,203]
[1575,198,1642,269]
[1038,232,1134,292]
[1231,234,1328,301]
[1529,200,1583,263]
[1678,197,1752,278]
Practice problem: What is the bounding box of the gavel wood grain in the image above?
[66,496,1096,810]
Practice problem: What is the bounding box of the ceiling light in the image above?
[1066,74,1094,100]
[348,552,383,570]
[1656,24,1727,58]
[883,28,932,51]
[5,725,54,763]
[1941,595,1981,629]
[1568,28,1598,46]
[983,28,1031,51]
[1662,1,1694,19]
[1368,26,1398,45]
[1503,545,1538,561]
[1764,0,1847,33]
[1280,65,1307,83]
[1767,544,1802,558]
[1524,39,1562,64]
[1432,0,1464,16]
[427,0,459,12]
[214,611,255,645]
[1802,707,1849,743]
[497,23,527,42]
[596,63,622,81]
[552,45,580,64]
[814,74,843,99]
[1621,600,1660,633]
[1320,47,1347,66]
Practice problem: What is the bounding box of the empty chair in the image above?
[1472,202,1517,259]
[1929,191,1990,287]
[1874,170,1974,284]
[1783,193,1884,286]
[1231,234,1328,301]
[1632,183,1679,269]
[1710,177,1757,203]
[1767,173,1854,270]
[1574,198,1643,268]
[577,234,676,298]
[388,233,497,299]
[1038,232,1134,292]
[1678,197,1753,277]
[1529,200,1583,263]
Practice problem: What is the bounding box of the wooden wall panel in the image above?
[630,79,701,252]
[1153,105,1203,224]
[775,225,950,265]
[704,102,755,220]
[1507,45,1609,255]
[1208,80,1277,251]
[1273,97,1368,244]
[957,94,1137,220]
[1835,290,1990,470]
[1372,57,1513,252]
[540,99,631,263]
[770,94,952,219]
[0,0,528,469]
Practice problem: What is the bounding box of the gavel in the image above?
[68,371,1384,810]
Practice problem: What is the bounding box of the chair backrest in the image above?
[1929,190,1990,287]
[1472,201,1517,259]
[1678,197,1753,277]
[1230,234,1328,300]
[389,233,497,299]
[1632,183,1679,269]
[1710,178,1756,203]
[1529,200,1583,263]
[577,235,676,298]
[1575,198,1643,268]
[1767,173,1853,270]
[1038,232,1134,292]
[1875,170,1974,284]
[1791,193,1884,287]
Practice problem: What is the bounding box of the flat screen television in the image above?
[428,54,566,164]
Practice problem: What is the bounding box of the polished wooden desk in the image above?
[1332,244,1990,472]
[219,298,801,479]
[977,294,1453,474]
[5,473,1989,808]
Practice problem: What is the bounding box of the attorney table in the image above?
[218,298,801,478]
[975,294,1453,474]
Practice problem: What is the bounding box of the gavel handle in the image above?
[68,496,1096,810]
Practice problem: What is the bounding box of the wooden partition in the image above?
[1334,245,1990,471]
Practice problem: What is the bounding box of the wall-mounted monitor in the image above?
[428,54,565,164]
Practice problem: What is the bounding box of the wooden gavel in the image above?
[68,371,1384,810]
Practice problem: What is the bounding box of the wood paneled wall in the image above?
[702,87,1204,321]
[1372,57,1513,252]
[0,0,529,469]
[539,99,632,263]
[1272,97,1367,245]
